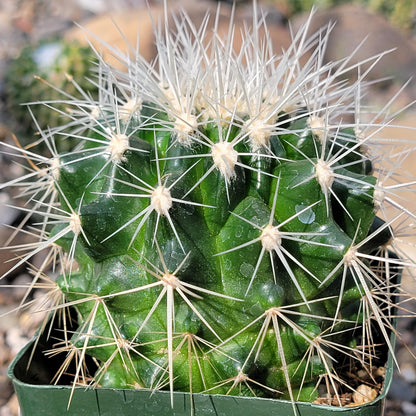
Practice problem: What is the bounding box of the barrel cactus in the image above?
[2,4,415,409]
[5,39,97,153]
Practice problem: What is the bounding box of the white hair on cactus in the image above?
[315,159,335,192]
[260,225,282,251]
[307,115,326,142]
[90,105,101,120]
[120,97,142,121]
[174,113,198,146]
[151,185,173,217]
[69,213,82,235]
[211,141,239,182]
[50,157,61,181]
[108,132,129,163]
[245,118,274,151]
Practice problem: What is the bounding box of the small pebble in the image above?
[5,327,30,357]
[352,384,378,405]
[402,363,416,384]
[0,192,18,225]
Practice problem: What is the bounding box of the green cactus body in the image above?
[2,4,414,409]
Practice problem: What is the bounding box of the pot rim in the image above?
[9,333,395,414]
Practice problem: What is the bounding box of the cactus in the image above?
[2,3,416,409]
[5,39,97,154]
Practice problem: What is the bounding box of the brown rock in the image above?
[0,374,13,407]
[65,6,162,67]
[65,1,292,68]
[0,393,19,416]
[293,4,416,97]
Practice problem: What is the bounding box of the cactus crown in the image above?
[2,2,416,410]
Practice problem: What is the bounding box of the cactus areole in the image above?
[3,2,415,411]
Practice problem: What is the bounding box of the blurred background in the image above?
[1,0,416,415]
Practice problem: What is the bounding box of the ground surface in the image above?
[1,1,416,415]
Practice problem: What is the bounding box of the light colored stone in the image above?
[401,363,416,384]
[0,192,19,225]
[402,400,416,416]
[0,394,19,416]
[5,327,30,357]
[352,384,378,405]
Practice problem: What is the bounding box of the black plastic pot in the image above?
[9,333,394,416]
